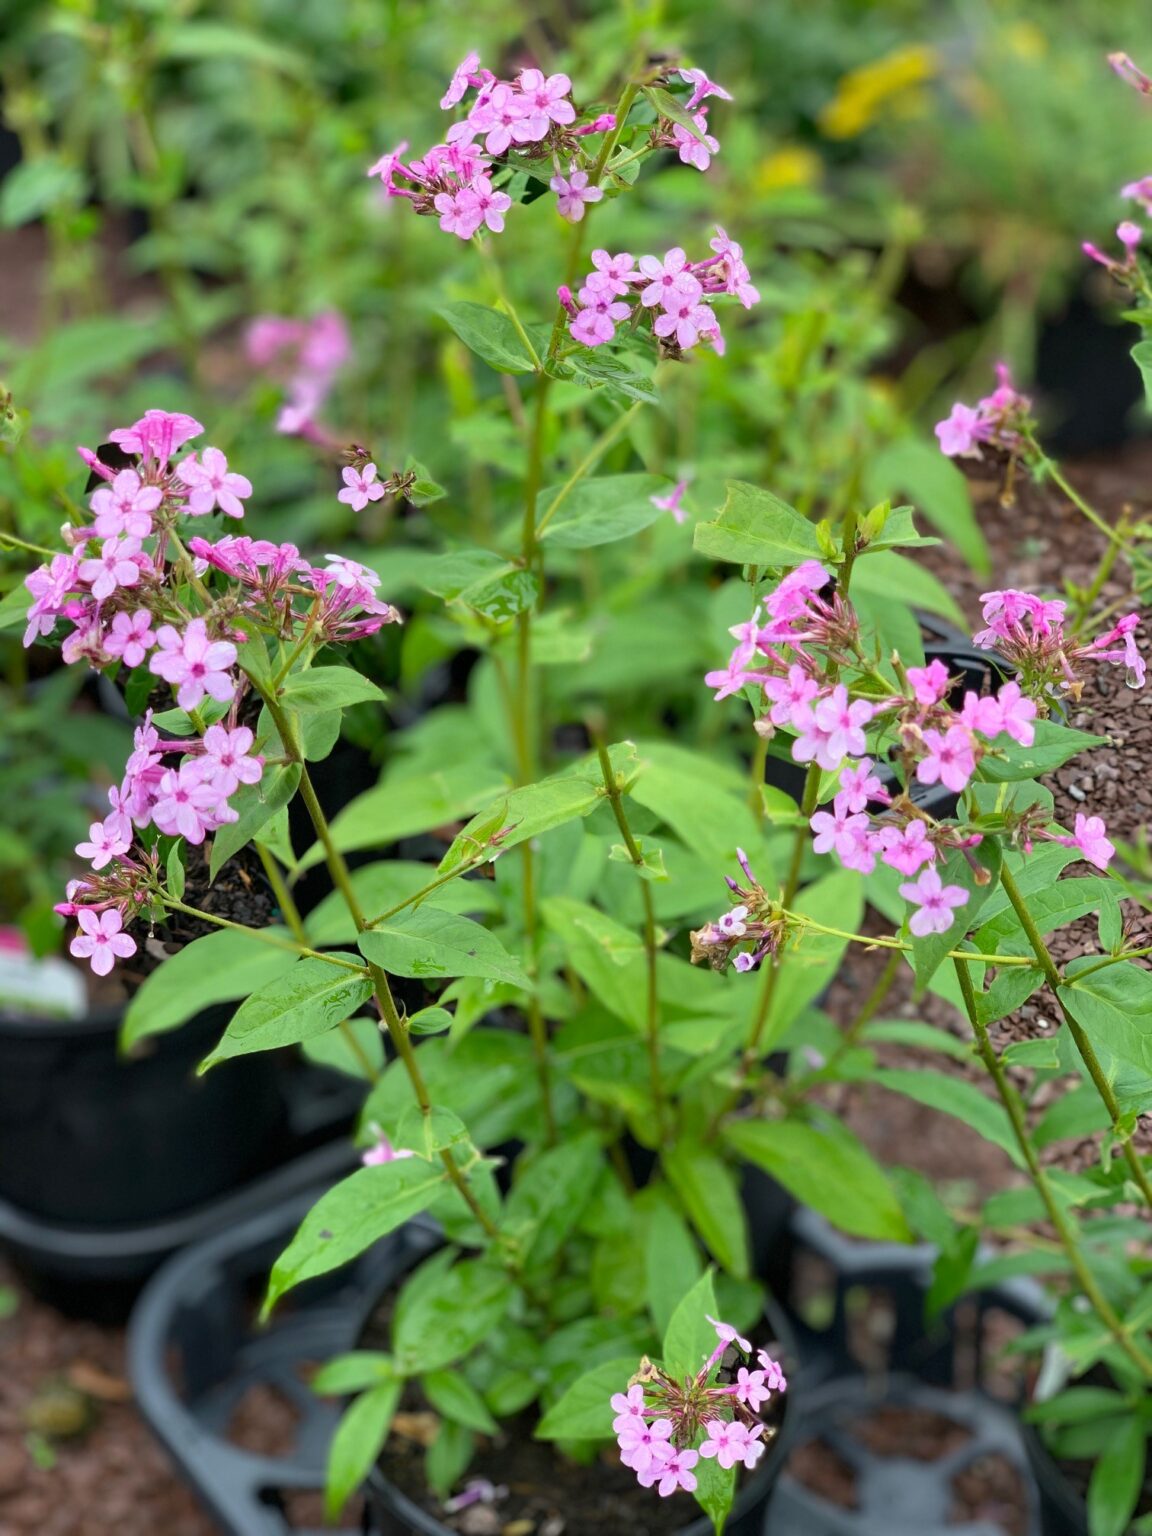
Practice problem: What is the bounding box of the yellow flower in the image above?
[754,146,822,192]
[819,44,940,140]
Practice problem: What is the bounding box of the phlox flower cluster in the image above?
[562,228,759,354]
[23,409,403,977]
[610,1315,786,1500]
[973,588,1146,697]
[245,311,350,439]
[934,363,1034,460]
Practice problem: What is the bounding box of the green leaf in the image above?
[0,157,86,227]
[538,474,671,548]
[662,1269,719,1379]
[849,549,965,626]
[199,955,373,1069]
[306,860,498,945]
[872,1068,1023,1166]
[312,1352,396,1396]
[422,1369,498,1434]
[909,840,1001,991]
[302,1017,385,1079]
[439,301,538,374]
[645,1201,704,1337]
[210,763,301,878]
[723,1119,912,1241]
[978,721,1107,783]
[394,1105,470,1158]
[393,1251,514,1373]
[265,1160,446,1314]
[541,897,647,1031]
[630,741,763,871]
[975,877,1117,956]
[1059,958,1152,1080]
[693,1453,737,1535]
[693,482,822,567]
[324,1381,401,1520]
[426,1419,476,1500]
[535,1358,639,1439]
[120,928,297,1048]
[864,439,990,575]
[280,667,386,712]
[1133,338,1152,410]
[359,910,530,988]
[157,22,311,77]
[663,1144,749,1279]
[502,1135,603,1270]
[1087,1414,1145,1536]
[643,84,711,143]
[563,349,659,404]
[166,843,186,901]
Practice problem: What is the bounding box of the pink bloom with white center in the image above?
[361,1134,416,1167]
[150,618,238,711]
[717,905,749,938]
[651,479,690,524]
[618,1418,674,1474]
[78,536,144,602]
[201,724,264,797]
[589,249,636,296]
[637,249,693,308]
[916,725,977,794]
[654,291,713,350]
[152,762,233,845]
[700,1419,763,1472]
[176,447,252,518]
[70,908,137,977]
[899,867,970,937]
[75,815,132,871]
[935,402,986,458]
[756,1351,787,1391]
[610,1385,648,1435]
[880,819,936,877]
[104,609,157,669]
[706,1315,751,1353]
[441,51,480,110]
[1056,813,1114,871]
[324,555,380,590]
[733,1367,771,1411]
[109,410,203,463]
[551,169,603,222]
[24,553,80,647]
[679,68,733,112]
[90,469,162,539]
[337,463,386,512]
[993,681,1037,745]
[838,757,886,813]
[907,658,952,706]
[672,113,720,171]
[814,685,874,762]
[639,1446,698,1498]
[515,69,575,137]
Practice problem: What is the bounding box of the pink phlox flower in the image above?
[570,306,616,347]
[150,618,238,711]
[618,1417,674,1474]
[104,609,157,669]
[1056,813,1114,871]
[977,361,1031,418]
[879,819,936,877]
[699,1419,762,1472]
[515,69,575,136]
[959,691,1004,738]
[1092,612,1146,687]
[732,951,757,972]
[717,905,749,938]
[992,681,1037,745]
[434,186,483,239]
[1120,221,1143,259]
[470,83,527,155]
[610,1384,648,1435]
[77,445,117,485]
[651,479,690,524]
[706,1315,751,1353]
[707,227,760,308]
[337,463,387,512]
[841,825,887,875]
[90,469,162,539]
[838,757,886,813]
[899,866,970,937]
[733,1366,771,1411]
[361,1133,416,1166]
[764,560,832,622]
[653,290,714,350]
[637,248,692,308]
[678,67,733,112]
[109,410,203,463]
[639,1445,698,1497]
[756,1350,787,1391]
[1110,52,1152,94]
[24,553,80,647]
[916,725,976,794]
[810,802,870,860]
[77,536,145,602]
[589,248,636,296]
[791,701,838,771]
[813,684,874,762]
[248,311,349,439]
[1122,175,1152,215]
[907,658,952,707]
[551,168,603,222]
[366,141,410,193]
[70,907,136,977]
[201,724,264,797]
[705,653,767,701]
[935,402,986,458]
[672,112,720,171]
[176,447,252,518]
[467,175,512,233]
[324,555,381,590]
[441,52,480,110]
[75,814,132,871]
[152,761,234,845]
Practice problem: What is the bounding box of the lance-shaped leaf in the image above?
[280,666,386,712]
[359,910,530,987]
[200,953,373,1068]
[439,300,538,374]
[662,1269,719,1379]
[324,1380,401,1520]
[537,474,671,548]
[535,1358,641,1439]
[693,482,822,567]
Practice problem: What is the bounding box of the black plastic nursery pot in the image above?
[763,1207,1086,1536]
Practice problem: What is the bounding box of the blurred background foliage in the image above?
[4,0,1152,942]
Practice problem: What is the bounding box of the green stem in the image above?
[0,531,56,558]
[595,736,669,1146]
[163,897,362,970]
[534,402,643,539]
[793,914,1036,967]
[952,958,1152,1381]
[1045,461,1152,577]
[998,863,1152,1209]
[475,236,540,369]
